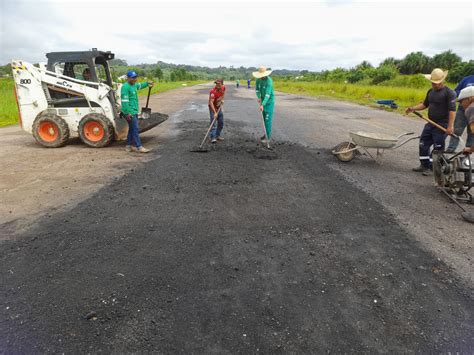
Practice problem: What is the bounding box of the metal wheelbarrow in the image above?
[332,131,420,162]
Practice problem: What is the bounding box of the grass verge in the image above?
[273,80,457,113]
[0,78,19,127]
[0,78,207,127]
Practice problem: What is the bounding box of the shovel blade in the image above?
[141,107,152,119]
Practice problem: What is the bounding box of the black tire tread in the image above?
[32,113,70,148]
[78,113,114,148]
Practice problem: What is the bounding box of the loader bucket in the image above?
[138,112,169,133]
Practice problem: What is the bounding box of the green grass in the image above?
[0,78,19,127]
[273,79,457,113]
[0,78,207,127]
[137,80,207,97]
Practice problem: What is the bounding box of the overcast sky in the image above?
[0,0,472,70]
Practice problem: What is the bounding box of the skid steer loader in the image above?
[11,49,168,148]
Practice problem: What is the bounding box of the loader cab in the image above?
[45,49,115,87]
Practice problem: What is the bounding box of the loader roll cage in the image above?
[45,49,115,87]
[44,49,119,115]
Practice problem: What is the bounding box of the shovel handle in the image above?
[412,111,450,135]
[145,87,151,108]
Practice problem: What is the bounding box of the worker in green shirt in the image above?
[253,66,275,144]
[121,70,153,153]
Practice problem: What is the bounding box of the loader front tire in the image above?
[33,113,70,148]
[78,114,114,148]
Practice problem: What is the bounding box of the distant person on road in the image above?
[208,78,226,143]
[121,70,154,153]
[253,66,275,144]
[236,79,240,88]
[247,79,251,89]
[405,68,456,175]
[456,86,474,154]
[446,74,474,152]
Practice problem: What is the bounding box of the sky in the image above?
[0,0,472,71]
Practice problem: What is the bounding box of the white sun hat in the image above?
[423,68,448,84]
[457,86,474,101]
[252,66,273,79]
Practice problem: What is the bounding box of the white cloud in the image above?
[0,0,472,70]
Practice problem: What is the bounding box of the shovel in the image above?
[141,87,152,119]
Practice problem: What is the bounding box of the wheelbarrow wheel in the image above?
[333,141,357,162]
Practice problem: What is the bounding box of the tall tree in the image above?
[399,52,431,74]
[431,50,462,70]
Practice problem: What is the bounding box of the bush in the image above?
[347,70,365,83]
[447,60,474,83]
[371,65,398,85]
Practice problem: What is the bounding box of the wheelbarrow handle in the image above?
[395,132,415,140]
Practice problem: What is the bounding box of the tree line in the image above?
[298,50,473,85]
[1,50,471,84]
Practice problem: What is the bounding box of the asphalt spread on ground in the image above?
[1,89,473,353]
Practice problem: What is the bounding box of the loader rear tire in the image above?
[78,113,114,148]
[32,113,70,148]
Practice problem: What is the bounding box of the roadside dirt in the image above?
[0,84,208,238]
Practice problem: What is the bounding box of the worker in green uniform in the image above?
[121,70,153,153]
[253,66,275,144]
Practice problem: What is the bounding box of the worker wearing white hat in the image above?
[457,86,474,154]
[253,66,275,144]
[446,74,474,152]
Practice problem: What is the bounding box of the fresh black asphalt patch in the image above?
[1,107,473,353]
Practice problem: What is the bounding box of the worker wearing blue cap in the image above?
[121,70,154,153]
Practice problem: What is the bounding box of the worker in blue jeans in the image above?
[121,70,153,153]
[446,75,474,152]
[208,79,226,143]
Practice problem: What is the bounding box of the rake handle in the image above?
[200,106,222,148]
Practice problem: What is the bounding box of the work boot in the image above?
[422,169,432,176]
[125,145,132,152]
[137,146,151,153]
[217,136,224,141]
[412,165,426,172]
[211,138,217,144]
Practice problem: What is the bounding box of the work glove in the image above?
[148,81,154,87]
[125,114,132,122]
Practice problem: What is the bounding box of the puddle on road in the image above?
[186,102,208,113]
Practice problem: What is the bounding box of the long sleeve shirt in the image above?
[121,82,149,115]
[256,77,275,108]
